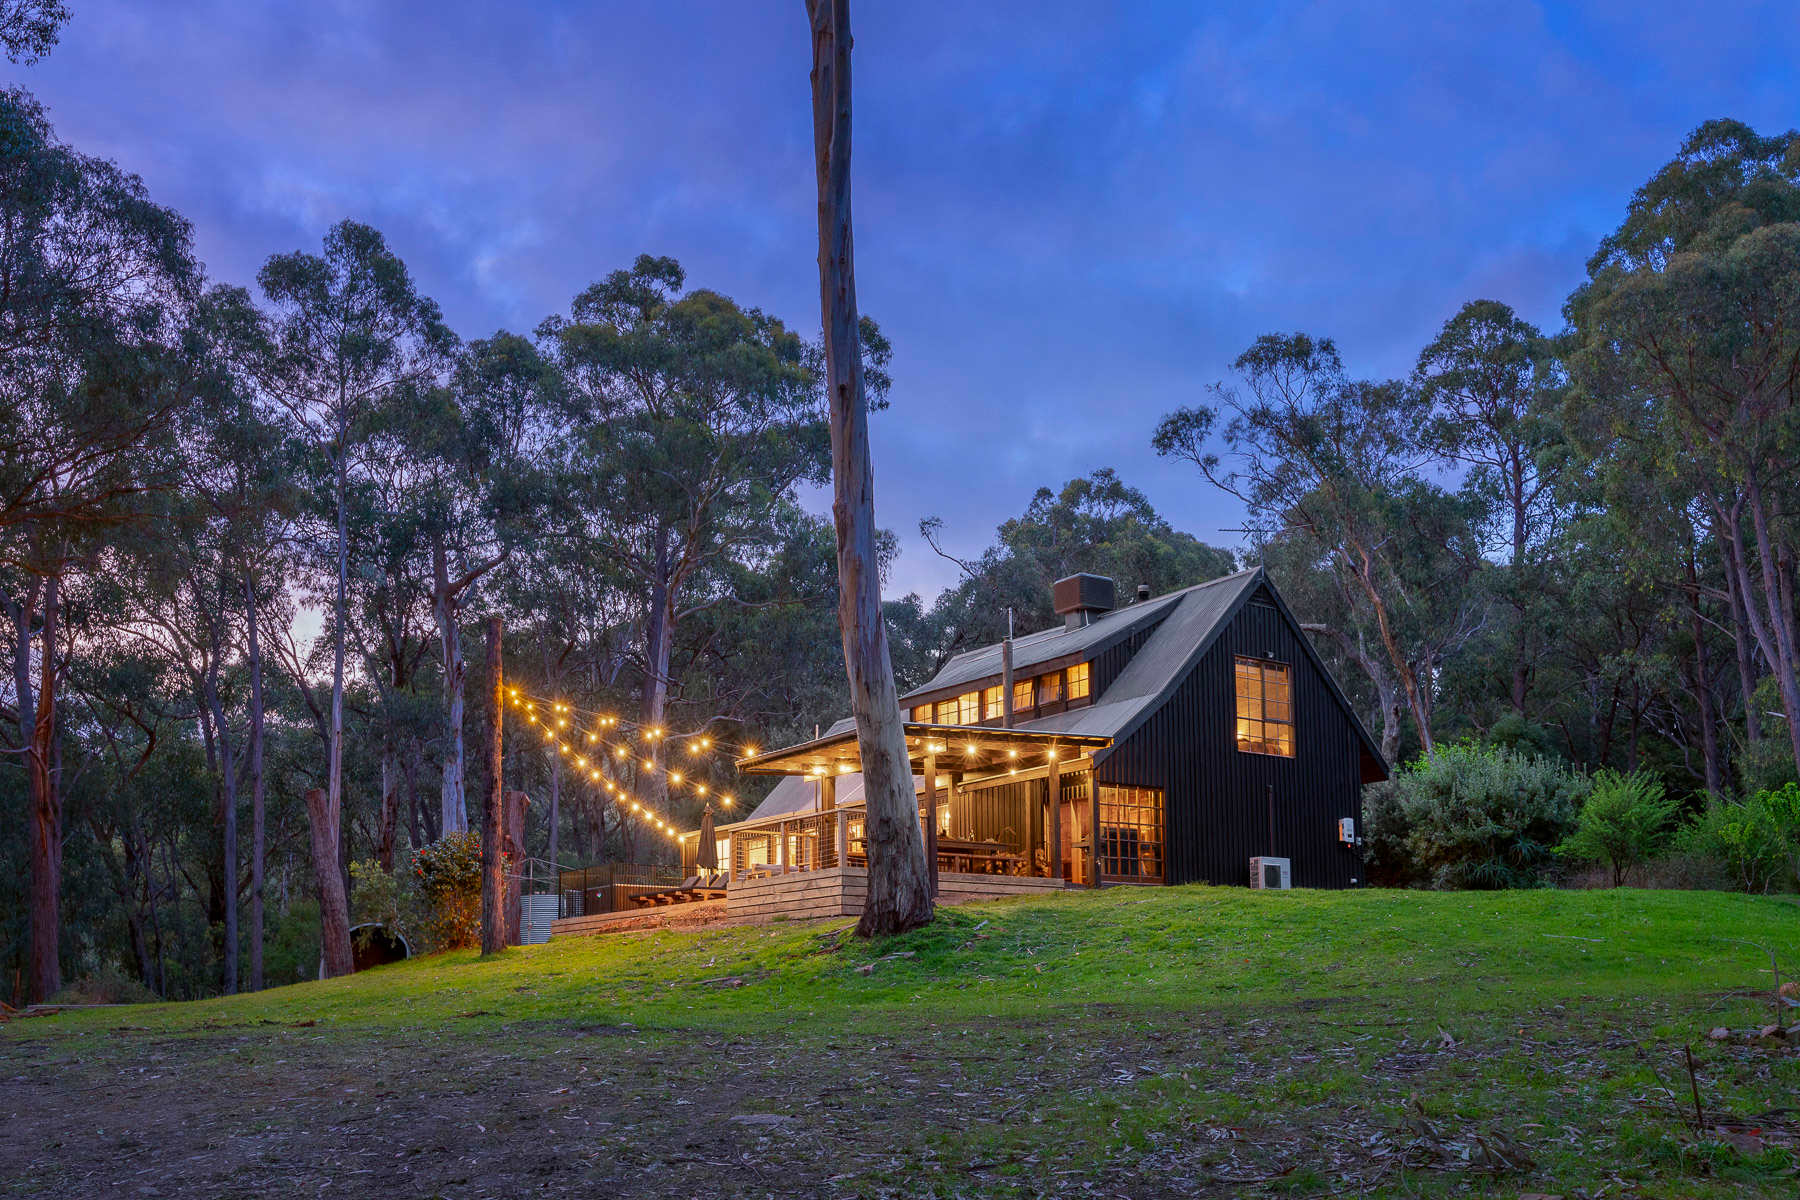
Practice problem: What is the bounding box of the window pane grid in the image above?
[1099,785,1163,881]
[1234,656,1295,757]
[1067,662,1090,700]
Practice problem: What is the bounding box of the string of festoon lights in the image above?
[505,686,763,845]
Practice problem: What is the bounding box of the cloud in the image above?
[18,0,1800,599]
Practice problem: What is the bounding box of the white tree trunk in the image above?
[807,0,933,936]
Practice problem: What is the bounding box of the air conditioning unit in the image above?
[1249,856,1291,890]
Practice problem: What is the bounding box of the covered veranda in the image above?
[689,724,1114,910]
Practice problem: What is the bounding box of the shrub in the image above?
[1556,769,1680,886]
[412,831,486,951]
[1678,782,1800,893]
[350,857,424,953]
[1365,742,1588,889]
[50,966,158,1006]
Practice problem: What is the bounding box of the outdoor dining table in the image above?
[847,837,1024,874]
[933,837,1024,874]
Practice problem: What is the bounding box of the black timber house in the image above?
[725,567,1388,891]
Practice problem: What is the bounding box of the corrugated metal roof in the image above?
[1014,569,1263,747]
[743,770,921,822]
[900,588,1186,701]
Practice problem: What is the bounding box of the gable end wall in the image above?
[1096,592,1365,888]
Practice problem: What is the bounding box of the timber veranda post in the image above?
[923,749,939,897]
[1045,751,1061,882]
[1087,770,1101,888]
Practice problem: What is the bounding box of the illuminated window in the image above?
[1012,678,1034,712]
[1098,786,1164,881]
[1234,657,1294,757]
[1038,671,1063,704]
[957,691,981,724]
[912,703,931,721]
[934,698,958,723]
[1067,662,1090,701]
[981,685,1003,721]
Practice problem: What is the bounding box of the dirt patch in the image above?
[2,1002,1793,1198]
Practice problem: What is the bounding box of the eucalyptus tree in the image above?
[1415,301,1567,717]
[539,256,824,817]
[920,469,1235,664]
[255,220,455,978]
[0,1,66,63]
[0,88,196,1001]
[405,332,558,835]
[807,0,933,934]
[1156,335,1484,758]
[1566,119,1800,777]
[346,422,439,864]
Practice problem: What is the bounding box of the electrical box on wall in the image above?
[1338,817,1356,845]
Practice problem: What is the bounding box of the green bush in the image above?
[412,831,486,951]
[351,857,425,954]
[1556,769,1679,886]
[1365,742,1588,889]
[49,965,159,1006]
[1678,782,1800,893]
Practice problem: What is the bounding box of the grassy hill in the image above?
[4,886,1798,1197]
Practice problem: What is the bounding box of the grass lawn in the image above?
[4,885,1798,1198]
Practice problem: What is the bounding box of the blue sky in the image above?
[19,1,1799,600]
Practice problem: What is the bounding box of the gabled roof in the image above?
[1012,569,1262,747]
[1011,566,1387,780]
[736,566,1389,802]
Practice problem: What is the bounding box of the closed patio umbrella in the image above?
[696,805,718,873]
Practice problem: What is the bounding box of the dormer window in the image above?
[981,685,1003,721]
[1234,656,1294,757]
[1067,662,1090,702]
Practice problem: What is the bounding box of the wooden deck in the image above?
[726,865,1064,922]
[549,898,730,938]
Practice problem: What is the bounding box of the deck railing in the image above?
[722,806,1037,883]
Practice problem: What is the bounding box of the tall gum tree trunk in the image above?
[480,617,507,955]
[638,531,673,816]
[1745,477,1800,773]
[305,786,353,977]
[807,0,933,936]
[321,434,351,968]
[26,572,62,1002]
[378,749,400,871]
[204,662,239,994]
[244,575,267,992]
[434,539,468,835]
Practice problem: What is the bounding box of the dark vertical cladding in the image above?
[1097,588,1365,888]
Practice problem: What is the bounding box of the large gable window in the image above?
[1234,656,1294,757]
